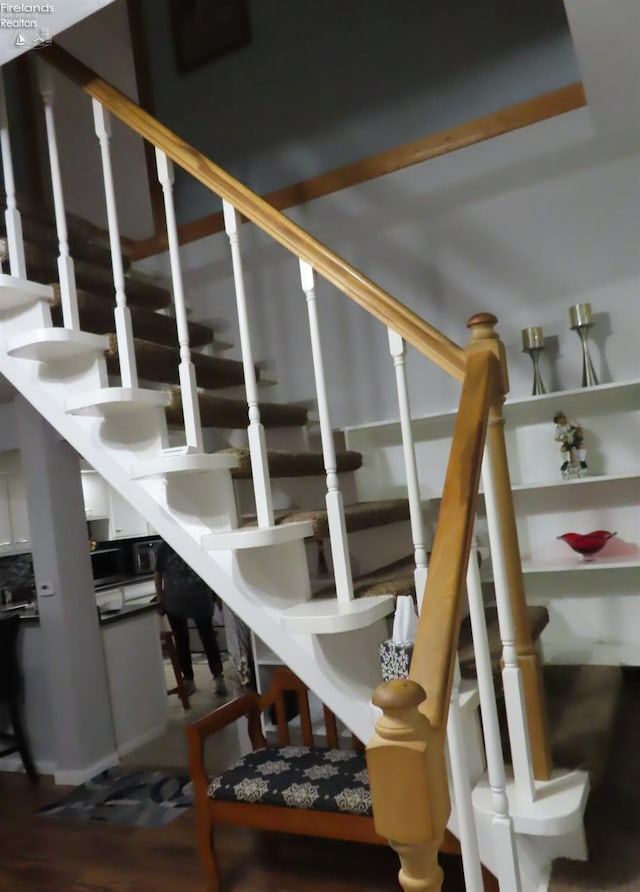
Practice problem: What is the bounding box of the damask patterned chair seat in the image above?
[207,744,371,815]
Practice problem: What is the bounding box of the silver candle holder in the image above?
[569,303,599,387]
[521,326,547,395]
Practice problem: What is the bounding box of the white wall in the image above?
[136,106,640,431]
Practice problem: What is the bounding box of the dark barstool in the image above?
[0,615,38,783]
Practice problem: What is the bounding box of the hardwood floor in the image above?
[0,773,471,891]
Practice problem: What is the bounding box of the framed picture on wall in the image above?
[170,0,251,74]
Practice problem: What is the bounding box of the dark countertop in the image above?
[0,604,39,624]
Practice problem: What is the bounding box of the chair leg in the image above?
[162,630,191,710]
[196,812,221,892]
[8,698,38,784]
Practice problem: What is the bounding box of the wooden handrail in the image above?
[409,346,499,730]
[40,43,465,382]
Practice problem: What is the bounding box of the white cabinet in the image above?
[7,473,30,551]
[345,377,640,667]
[0,476,14,554]
[108,487,149,540]
[0,467,30,554]
[81,470,153,537]
[81,470,109,520]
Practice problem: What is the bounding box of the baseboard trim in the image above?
[53,751,120,787]
[116,722,167,759]
[0,755,57,777]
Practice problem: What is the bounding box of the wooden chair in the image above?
[185,667,460,891]
[160,628,191,710]
[0,615,38,783]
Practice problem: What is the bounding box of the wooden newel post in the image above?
[367,680,449,892]
[466,313,553,782]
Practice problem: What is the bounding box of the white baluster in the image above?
[38,62,79,331]
[156,149,203,452]
[299,260,354,604]
[482,450,536,804]
[467,544,522,891]
[446,659,485,892]
[0,69,26,278]
[388,329,428,611]
[222,200,273,527]
[92,100,137,389]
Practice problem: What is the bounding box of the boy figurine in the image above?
[553,411,588,479]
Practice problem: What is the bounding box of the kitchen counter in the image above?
[4,592,167,773]
[98,600,159,625]
[0,603,39,624]
[94,573,155,593]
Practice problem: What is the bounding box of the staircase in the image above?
[0,44,625,892]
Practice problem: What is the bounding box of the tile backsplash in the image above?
[0,552,35,601]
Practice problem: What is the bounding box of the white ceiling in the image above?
[0,0,116,66]
[564,0,640,146]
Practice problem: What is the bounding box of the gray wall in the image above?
[140,0,580,223]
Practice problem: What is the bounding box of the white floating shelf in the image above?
[7,328,108,362]
[0,275,53,311]
[521,552,640,574]
[510,471,640,493]
[344,378,640,436]
[131,451,239,479]
[281,594,395,634]
[202,520,313,551]
[66,387,169,417]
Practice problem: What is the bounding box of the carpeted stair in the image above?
[166,386,308,430]
[50,284,217,348]
[22,240,171,310]
[544,664,623,788]
[105,335,251,389]
[273,498,411,541]
[221,446,363,478]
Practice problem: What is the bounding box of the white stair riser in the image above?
[161,468,239,534]
[232,539,311,610]
[0,298,53,338]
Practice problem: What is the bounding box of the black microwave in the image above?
[91,547,126,587]
[132,539,161,575]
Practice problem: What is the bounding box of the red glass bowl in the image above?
[557,530,616,560]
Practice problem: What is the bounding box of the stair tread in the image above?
[544,663,623,786]
[166,388,308,429]
[50,285,216,348]
[0,221,120,273]
[105,336,248,389]
[6,191,124,254]
[458,604,550,679]
[221,447,363,478]
[313,553,417,600]
[273,498,410,541]
[23,242,170,310]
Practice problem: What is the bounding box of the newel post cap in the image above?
[372,678,426,711]
[466,312,498,341]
